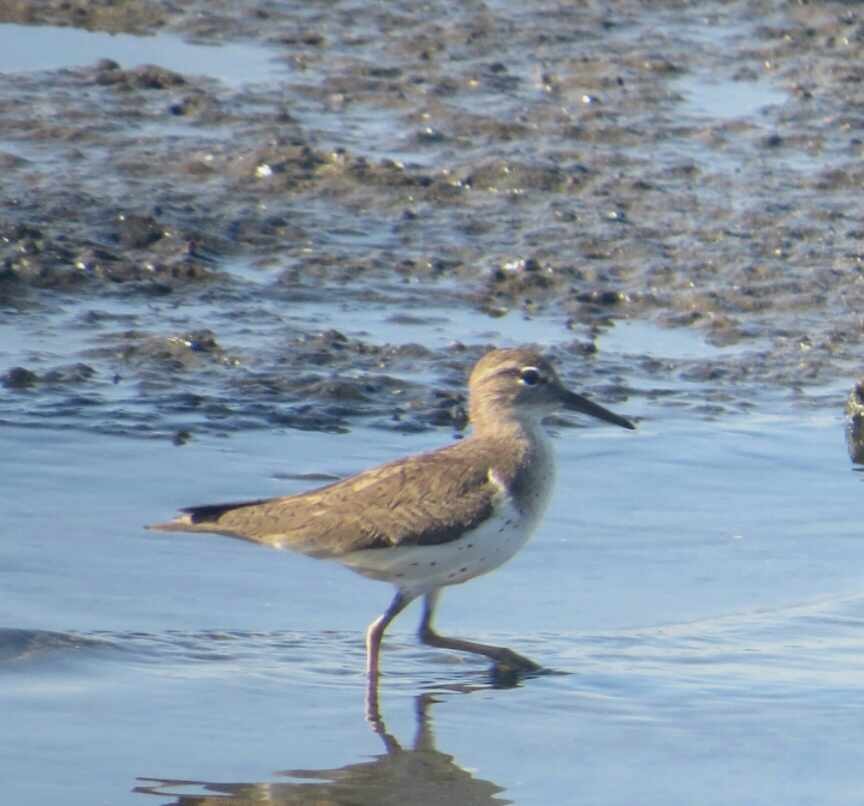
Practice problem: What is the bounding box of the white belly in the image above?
[340,494,536,597]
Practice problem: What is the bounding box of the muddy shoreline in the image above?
[2,1,863,440]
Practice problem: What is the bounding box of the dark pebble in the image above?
[2,367,39,389]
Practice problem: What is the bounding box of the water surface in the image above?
[4,407,863,805]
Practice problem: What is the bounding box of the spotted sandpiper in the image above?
[149,347,634,683]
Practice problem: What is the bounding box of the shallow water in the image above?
[0,23,281,85]
[5,406,864,805]
[674,73,787,121]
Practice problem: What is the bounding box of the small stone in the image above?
[2,367,39,389]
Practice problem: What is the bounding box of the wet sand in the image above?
[2,1,863,438]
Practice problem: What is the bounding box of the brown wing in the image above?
[147,439,506,559]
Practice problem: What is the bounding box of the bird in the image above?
[148,346,635,685]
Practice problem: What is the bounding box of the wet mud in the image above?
[2,1,864,440]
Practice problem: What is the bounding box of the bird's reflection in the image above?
[134,691,511,805]
[365,655,536,727]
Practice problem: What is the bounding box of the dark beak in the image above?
[559,388,635,430]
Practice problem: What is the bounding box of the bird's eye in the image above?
[520,367,542,386]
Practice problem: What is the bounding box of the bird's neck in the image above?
[471,406,548,446]
[471,410,557,519]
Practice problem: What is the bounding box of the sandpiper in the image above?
[149,347,634,681]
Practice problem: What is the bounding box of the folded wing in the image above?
[148,441,504,559]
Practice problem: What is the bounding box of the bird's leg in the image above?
[365,589,414,725]
[417,590,542,673]
[366,589,414,677]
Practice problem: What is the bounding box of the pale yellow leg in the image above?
[365,589,415,725]
[417,590,541,672]
[365,590,414,678]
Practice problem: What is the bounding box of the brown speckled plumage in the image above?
[149,346,635,686]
